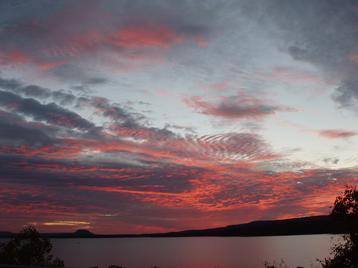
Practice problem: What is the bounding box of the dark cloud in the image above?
[0,110,52,146]
[323,157,339,165]
[51,90,76,105]
[77,96,142,127]
[0,77,22,90]
[0,153,197,191]
[84,77,107,85]
[0,76,173,144]
[0,77,76,105]
[0,90,94,130]
[19,85,51,99]
[261,0,358,111]
[0,76,137,127]
[332,77,358,110]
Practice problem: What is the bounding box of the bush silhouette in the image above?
[0,225,64,267]
[265,185,358,268]
[320,186,358,268]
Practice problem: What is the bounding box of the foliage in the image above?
[331,186,358,218]
[264,259,290,268]
[0,225,64,267]
[320,186,358,268]
[265,186,358,268]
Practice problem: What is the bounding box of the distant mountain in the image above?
[0,215,349,239]
[73,229,95,237]
[148,215,348,237]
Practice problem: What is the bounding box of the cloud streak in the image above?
[0,91,94,130]
[185,95,292,120]
[319,129,358,139]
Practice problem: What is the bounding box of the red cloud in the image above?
[319,129,357,139]
[185,95,291,120]
[69,24,205,54]
[0,50,30,64]
[107,25,184,49]
[349,52,358,63]
[1,142,357,233]
[0,50,65,70]
[0,20,206,72]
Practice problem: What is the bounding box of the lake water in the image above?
[49,235,342,268]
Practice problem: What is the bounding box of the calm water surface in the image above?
[50,235,342,268]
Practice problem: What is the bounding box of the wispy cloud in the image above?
[319,129,358,139]
[184,94,293,120]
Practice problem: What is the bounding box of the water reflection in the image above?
[52,235,340,268]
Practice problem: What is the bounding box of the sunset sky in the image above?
[0,0,357,234]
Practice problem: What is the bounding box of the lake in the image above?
[49,235,342,268]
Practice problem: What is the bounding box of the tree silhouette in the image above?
[0,225,64,267]
[265,186,358,268]
[320,186,358,268]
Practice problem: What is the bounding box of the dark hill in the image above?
[149,215,347,237]
[0,215,349,238]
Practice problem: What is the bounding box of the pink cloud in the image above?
[0,19,206,73]
[184,95,292,120]
[349,52,358,63]
[107,25,184,49]
[319,129,358,139]
[258,66,336,86]
[0,49,66,70]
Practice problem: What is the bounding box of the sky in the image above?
[0,0,357,234]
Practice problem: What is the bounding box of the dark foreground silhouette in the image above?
[0,226,64,267]
[319,186,358,268]
[266,186,358,268]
